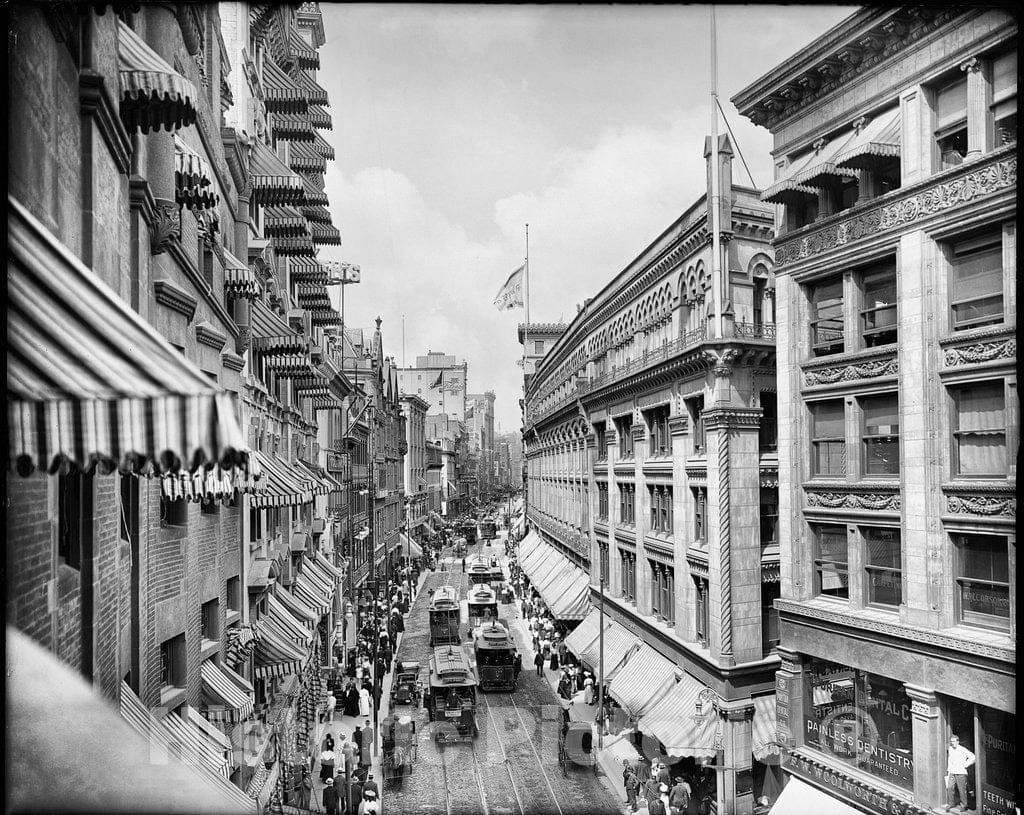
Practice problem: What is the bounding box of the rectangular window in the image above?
[595,422,608,461]
[599,544,609,584]
[694,577,709,645]
[815,524,849,599]
[249,507,262,542]
[991,51,1017,147]
[950,232,1003,330]
[864,527,902,607]
[649,486,659,531]
[693,487,707,543]
[226,576,241,612]
[760,487,778,548]
[761,581,780,656]
[811,401,846,477]
[59,470,92,569]
[862,393,900,476]
[861,268,898,347]
[956,534,1011,631]
[534,340,544,355]
[952,381,1009,476]
[810,277,844,356]
[650,562,662,618]
[759,392,777,454]
[620,550,636,602]
[160,633,186,688]
[646,406,671,457]
[616,415,634,459]
[662,486,672,533]
[201,599,219,641]
[687,395,705,454]
[935,75,968,169]
[160,496,188,528]
[753,277,767,329]
[664,566,675,625]
[119,474,139,543]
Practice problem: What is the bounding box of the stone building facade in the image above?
[467,391,497,495]
[733,6,1016,814]
[521,136,780,814]
[401,394,432,538]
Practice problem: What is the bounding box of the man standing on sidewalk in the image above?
[534,649,545,676]
[945,734,975,812]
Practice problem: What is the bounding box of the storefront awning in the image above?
[250,140,304,206]
[313,550,344,582]
[117,20,197,134]
[264,205,310,238]
[7,196,250,477]
[762,129,859,203]
[768,777,863,815]
[751,694,780,762]
[272,111,316,143]
[161,709,231,778]
[563,608,608,657]
[288,140,327,174]
[310,222,342,246]
[266,593,315,646]
[608,645,678,718]
[253,617,306,679]
[249,452,311,507]
[174,137,219,210]
[262,58,308,114]
[313,131,335,160]
[289,28,319,69]
[517,530,542,561]
[271,585,317,628]
[117,681,255,812]
[531,551,591,621]
[308,105,332,129]
[398,532,424,559]
[636,672,721,758]
[292,570,331,617]
[579,618,640,680]
[834,106,901,169]
[222,248,261,300]
[201,660,255,724]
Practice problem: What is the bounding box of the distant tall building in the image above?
[467,392,496,494]
[397,352,468,422]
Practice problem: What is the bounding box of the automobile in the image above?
[390,660,423,706]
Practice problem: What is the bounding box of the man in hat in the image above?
[323,776,341,815]
[363,772,379,798]
[358,788,380,815]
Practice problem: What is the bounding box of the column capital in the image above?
[776,646,804,675]
[959,56,981,73]
[903,683,940,718]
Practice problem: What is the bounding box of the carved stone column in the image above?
[774,647,805,751]
[961,57,990,159]
[904,683,945,810]
[721,700,756,815]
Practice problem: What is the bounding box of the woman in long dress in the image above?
[344,683,361,718]
[359,686,372,718]
[583,673,595,705]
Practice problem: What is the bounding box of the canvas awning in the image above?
[251,299,305,353]
[161,709,232,778]
[295,70,329,106]
[263,206,310,238]
[160,464,257,503]
[834,106,902,169]
[250,140,304,206]
[288,140,327,174]
[296,284,332,308]
[221,248,260,300]
[545,569,591,621]
[272,111,316,143]
[563,608,609,657]
[308,105,332,129]
[174,137,219,210]
[7,196,250,477]
[292,569,331,616]
[636,672,721,758]
[117,20,197,133]
[762,129,860,203]
[752,694,781,762]
[608,645,678,717]
[579,618,640,680]
[253,616,307,679]
[309,308,342,328]
[398,532,424,559]
[249,452,312,507]
[300,174,330,206]
[266,593,315,645]
[272,234,317,257]
[224,624,257,668]
[312,132,335,160]
[313,550,344,581]
[201,660,255,724]
[310,222,342,246]
[295,459,332,497]
[300,555,335,596]
[273,584,317,627]
[289,28,319,69]
[262,58,307,114]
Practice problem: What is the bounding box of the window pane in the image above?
[952,242,1002,298]
[992,51,1017,101]
[957,383,1005,431]
[863,396,899,434]
[815,441,846,476]
[961,581,1011,621]
[958,434,1007,475]
[980,706,1016,802]
[936,77,968,128]
[819,527,848,563]
[813,402,845,437]
[961,536,1008,582]
[865,528,901,568]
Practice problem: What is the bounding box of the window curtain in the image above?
[957,383,1006,474]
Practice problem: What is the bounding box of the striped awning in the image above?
[271,234,316,257]
[250,140,304,206]
[295,459,332,496]
[262,58,307,114]
[265,354,316,376]
[751,694,781,761]
[301,205,333,224]
[834,106,901,169]
[287,141,327,174]
[310,222,341,246]
[266,593,316,645]
[294,69,329,106]
[162,709,232,778]
[222,249,261,300]
[161,464,254,503]
[312,132,335,160]
[273,584,318,627]
[289,28,319,69]
[762,129,860,203]
[272,111,316,143]
[398,532,424,559]
[174,138,219,210]
[301,554,336,596]
[289,259,334,285]
[118,682,256,812]
[308,105,331,129]
[608,645,678,717]
[263,206,310,238]
[251,299,304,354]
[201,660,255,723]
[563,608,608,657]
[579,618,640,681]
[312,550,344,582]
[292,569,331,616]
[253,617,306,679]
[249,451,312,507]
[309,308,342,328]
[637,672,721,758]
[7,196,250,477]
[296,284,331,309]
[224,624,257,668]
[117,20,197,134]
[299,175,329,206]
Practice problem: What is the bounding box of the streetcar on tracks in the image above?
[428,585,461,646]
[473,621,518,692]
[466,583,499,629]
[466,556,497,588]
[457,520,477,545]
[425,645,479,746]
[479,519,497,540]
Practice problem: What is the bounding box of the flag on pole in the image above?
[493,264,525,310]
[430,372,443,388]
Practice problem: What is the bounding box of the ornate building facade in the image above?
[521,136,779,814]
[733,6,1016,814]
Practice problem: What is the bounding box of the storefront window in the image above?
[805,658,914,790]
[945,697,1016,815]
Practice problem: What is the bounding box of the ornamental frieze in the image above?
[776,153,1016,267]
[946,494,1016,517]
[943,338,1015,367]
[804,356,897,386]
[805,490,900,511]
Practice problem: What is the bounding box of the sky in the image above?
[314,4,859,431]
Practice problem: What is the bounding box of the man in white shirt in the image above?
[945,734,975,812]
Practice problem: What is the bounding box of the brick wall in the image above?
[6,475,53,647]
[93,474,126,701]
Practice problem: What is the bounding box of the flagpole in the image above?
[524,223,530,367]
[709,5,724,341]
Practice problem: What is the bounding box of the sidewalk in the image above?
[498,541,636,814]
[306,565,430,813]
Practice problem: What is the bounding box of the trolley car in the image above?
[466,557,496,587]
[426,645,479,746]
[466,583,499,629]
[473,622,518,692]
[457,521,477,545]
[428,586,460,646]
[479,519,497,540]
